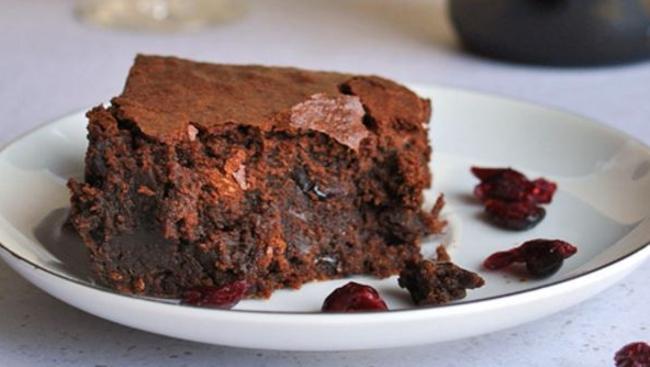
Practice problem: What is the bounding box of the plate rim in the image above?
[1,236,649,318]
[1,83,650,318]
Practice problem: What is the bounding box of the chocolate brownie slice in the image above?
[67,55,444,298]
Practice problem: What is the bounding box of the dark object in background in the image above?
[449,0,650,66]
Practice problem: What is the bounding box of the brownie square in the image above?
[67,55,444,298]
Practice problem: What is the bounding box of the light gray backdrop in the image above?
[0,1,648,366]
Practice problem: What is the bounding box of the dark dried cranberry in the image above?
[524,246,564,277]
[471,166,557,204]
[615,342,650,367]
[181,280,249,309]
[519,239,577,258]
[471,167,526,182]
[483,239,578,278]
[473,169,532,202]
[484,199,546,230]
[322,282,388,312]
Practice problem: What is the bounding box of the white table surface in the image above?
[1,0,648,366]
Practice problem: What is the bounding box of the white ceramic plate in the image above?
[0,85,649,351]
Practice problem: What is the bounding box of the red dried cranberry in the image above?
[484,199,546,230]
[546,240,577,258]
[615,342,650,367]
[474,181,530,203]
[473,168,532,202]
[530,178,558,204]
[181,280,249,309]
[322,282,388,312]
[471,166,557,204]
[483,250,523,270]
[483,239,578,278]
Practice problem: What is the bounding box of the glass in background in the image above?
[76,0,247,32]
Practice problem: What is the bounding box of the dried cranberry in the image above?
[484,199,546,230]
[322,282,388,312]
[471,166,557,204]
[546,240,577,258]
[524,246,564,277]
[181,280,249,309]
[473,170,532,203]
[483,239,578,278]
[474,181,530,203]
[530,178,557,204]
[482,250,522,270]
[471,167,526,182]
[615,342,650,367]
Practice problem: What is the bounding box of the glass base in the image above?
[75,0,246,32]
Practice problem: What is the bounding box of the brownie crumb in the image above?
[435,245,451,262]
[421,194,447,234]
[398,257,484,306]
[431,194,445,218]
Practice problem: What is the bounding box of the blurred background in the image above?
[3,0,649,144]
[0,1,649,366]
